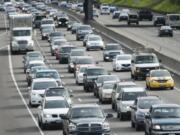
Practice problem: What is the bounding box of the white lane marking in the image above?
[8,46,44,135]
[78,98,82,102]
[0,45,8,50]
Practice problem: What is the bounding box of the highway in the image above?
[1,5,180,135]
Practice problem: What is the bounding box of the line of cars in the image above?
[10,1,180,135]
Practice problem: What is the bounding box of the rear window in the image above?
[122,92,146,101]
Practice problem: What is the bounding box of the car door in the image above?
[117,92,122,111]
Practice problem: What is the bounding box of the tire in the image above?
[135,123,140,131]
[112,103,115,110]
[86,48,89,51]
[131,120,135,128]
[170,87,174,90]
[119,111,125,121]
[63,130,66,135]
[131,72,134,79]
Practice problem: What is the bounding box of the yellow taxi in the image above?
[146,69,174,90]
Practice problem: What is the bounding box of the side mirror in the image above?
[60,114,68,120]
[117,97,121,100]
[38,106,42,110]
[106,113,113,118]
[159,59,162,63]
[83,73,86,77]
[130,105,137,110]
[145,113,150,119]
[131,60,134,63]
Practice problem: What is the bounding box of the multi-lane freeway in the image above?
[1,3,180,135]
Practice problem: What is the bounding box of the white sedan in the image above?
[38,96,69,129]
[99,81,115,103]
[85,34,105,51]
[112,54,132,71]
[29,78,58,107]
[75,65,89,85]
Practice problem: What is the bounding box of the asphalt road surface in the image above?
[1,8,180,135]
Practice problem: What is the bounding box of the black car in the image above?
[33,13,46,28]
[83,67,108,92]
[153,16,166,26]
[61,104,113,135]
[138,9,153,21]
[103,43,123,61]
[55,13,69,27]
[144,104,180,135]
[59,45,76,64]
[159,26,173,37]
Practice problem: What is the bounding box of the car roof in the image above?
[117,81,136,86]
[121,87,145,92]
[150,69,169,73]
[98,75,117,78]
[45,96,66,101]
[75,56,93,59]
[29,60,44,64]
[152,104,180,108]
[36,69,58,73]
[86,66,105,70]
[106,43,120,46]
[71,104,100,109]
[133,52,156,56]
[137,96,160,101]
[32,78,56,83]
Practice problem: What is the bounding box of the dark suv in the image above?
[61,104,112,135]
[144,104,180,135]
[56,13,69,27]
[128,13,139,25]
[138,9,153,21]
[83,67,108,92]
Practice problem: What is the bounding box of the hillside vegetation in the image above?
[100,0,180,13]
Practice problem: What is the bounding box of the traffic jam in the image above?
[1,0,180,135]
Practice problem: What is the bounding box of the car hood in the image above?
[122,101,134,106]
[71,117,105,124]
[152,118,180,125]
[13,36,32,41]
[102,89,113,94]
[43,108,69,114]
[116,60,131,64]
[104,50,123,54]
[88,41,102,44]
[150,77,172,80]
[32,89,46,95]
[135,63,160,68]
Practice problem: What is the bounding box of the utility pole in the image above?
[84,0,93,21]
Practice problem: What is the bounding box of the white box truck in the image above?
[9,14,34,53]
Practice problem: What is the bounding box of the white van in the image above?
[166,14,180,28]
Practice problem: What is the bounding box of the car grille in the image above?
[122,64,130,67]
[58,18,68,23]
[161,125,180,131]
[156,80,168,83]
[77,123,102,132]
[52,114,58,118]
[18,40,28,45]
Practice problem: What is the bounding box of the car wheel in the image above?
[119,111,124,121]
[135,123,140,131]
[131,72,134,79]
[170,87,174,90]
[63,130,66,135]
[131,120,135,128]
[86,48,89,51]
[112,103,115,110]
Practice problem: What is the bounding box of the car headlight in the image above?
[69,123,76,131]
[43,114,51,118]
[102,122,110,130]
[153,125,161,130]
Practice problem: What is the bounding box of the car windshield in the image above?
[51,33,63,37]
[71,107,104,118]
[71,51,84,56]
[89,36,101,41]
[103,83,114,89]
[152,107,180,118]
[135,55,158,64]
[61,47,75,53]
[169,15,180,21]
[42,20,53,24]
[13,30,30,36]
[80,67,86,73]
[76,58,94,64]
[79,26,91,31]
[99,76,119,83]
[87,69,107,76]
[151,70,171,77]
[44,100,69,109]
[43,27,54,33]
[29,63,44,69]
[46,88,69,97]
[28,53,42,58]
[106,45,120,50]
[35,15,45,20]
[122,92,146,101]
[117,55,131,60]
[36,71,59,79]
[138,99,161,109]
[33,81,57,90]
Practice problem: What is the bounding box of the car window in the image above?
[33,81,57,90]
[46,88,69,97]
[135,55,158,64]
[44,100,69,109]
[122,92,146,101]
